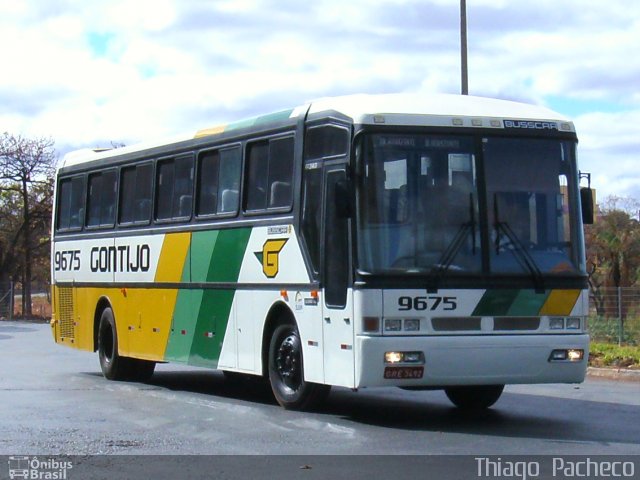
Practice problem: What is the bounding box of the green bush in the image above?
[589,342,640,368]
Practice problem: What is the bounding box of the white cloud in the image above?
[1,0,639,199]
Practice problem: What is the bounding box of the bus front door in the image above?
[321,167,355,388]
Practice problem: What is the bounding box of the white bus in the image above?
[51,93,592,410]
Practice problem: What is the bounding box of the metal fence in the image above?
[0,282,14,320]
[588,287,640,346]
[0,281,51,320]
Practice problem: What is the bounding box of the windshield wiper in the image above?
[493,195,545,292]
[427,193,476,291]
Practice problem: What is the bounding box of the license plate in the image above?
[384,366,424,379]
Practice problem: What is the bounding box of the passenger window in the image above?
[119,163,153,224]
[196,146,241,217]
[87,170,117,228]
[57,176,85,231]
[197,151,220,216]
[245,136,294,212]
[156,155,194,221]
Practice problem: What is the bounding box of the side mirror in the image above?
[335,179,352,218]
[580,187,594,225]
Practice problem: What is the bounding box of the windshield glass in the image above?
[358,134,481,274]
[484,137,581,275]
[356,133,583,277]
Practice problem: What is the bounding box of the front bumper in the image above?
[355,333,589,387]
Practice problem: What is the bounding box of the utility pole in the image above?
[460,0,469,95]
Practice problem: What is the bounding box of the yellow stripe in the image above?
[539,289,581,316]
[194,125,225,138]
[155,232,191,282]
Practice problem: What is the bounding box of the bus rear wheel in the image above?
[444,385,504,410]
[268,322,329,410]
[97,307,155,382]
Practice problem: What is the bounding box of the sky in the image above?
[1,0,639,200]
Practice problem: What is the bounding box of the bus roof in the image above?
[60,93,573,169]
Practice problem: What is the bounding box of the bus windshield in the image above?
[356,133,584,279]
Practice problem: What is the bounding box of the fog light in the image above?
[384,318,402,332]
[404,319,420,331]
[549,317,565,330]
[403,351,424,363]
[566,317,581,330]
[550,349,567,361]
[385,352,403,363]
[567,349,584,361]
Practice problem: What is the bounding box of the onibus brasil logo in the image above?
[8,456,72,479]
[254,238,288,278]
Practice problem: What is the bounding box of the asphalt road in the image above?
[0,321,638,477]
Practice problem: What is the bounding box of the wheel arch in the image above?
[93,296,114,352]
[260,301,296,377]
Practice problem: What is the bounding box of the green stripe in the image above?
[165,228,252,365]
[472,290,520,316]
[188,228,252,366]
[507,290,550,316]
[225,109,294,133]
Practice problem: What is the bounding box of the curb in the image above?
[587,367,640,382]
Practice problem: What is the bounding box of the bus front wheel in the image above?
[268,322,329,410]
[444,385,504,410]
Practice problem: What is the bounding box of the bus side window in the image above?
[301,164,322,274]
[196,150,220,216]
[196,146,241,217]
[57,176,85,231]
[245,141,269,211]
[244,137,294,212]
[87,170,116,228]
[267,137,294,209]
[156,155,193,221]
[119,163,153,225]
[217,147,241,214]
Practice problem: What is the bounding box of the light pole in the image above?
[460,0,469,95]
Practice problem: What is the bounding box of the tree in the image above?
[585,195,640,318]
[0,133,56,316]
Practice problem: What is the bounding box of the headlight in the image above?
[404,319,420,332]
[566,317,581,330]
[549,317,565,330]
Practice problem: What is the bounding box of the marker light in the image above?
[550,349,567,361]
[363,316,380,333]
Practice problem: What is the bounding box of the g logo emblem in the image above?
[255,239,288,278]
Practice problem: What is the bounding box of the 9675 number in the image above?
[54,250,81,271]
[398,295,457,311]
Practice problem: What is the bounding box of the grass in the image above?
[589,342,640,369]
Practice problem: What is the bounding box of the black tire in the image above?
[268,322,330,410]
[444,385,504,410]
[98,307,130,381]
[97,307,155,382]
[129,358,156,382]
